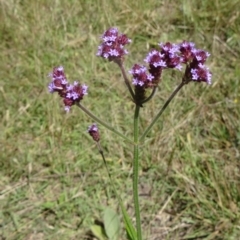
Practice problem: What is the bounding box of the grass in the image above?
[0,0,240,239]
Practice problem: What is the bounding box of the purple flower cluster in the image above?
[179,41,212,84]
[129,41,212,88]
[146,42,183,70]
[48,29,212,112]
[88,123,100,142]
[129,64,154,88]
[96,27,131,63]
[48,66,88,111]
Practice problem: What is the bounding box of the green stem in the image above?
[140,86,157,105]
[140,81,185,142]
[117,62,135,101]
[76,103,134,145]
[133,105,142,240]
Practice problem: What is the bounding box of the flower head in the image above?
[144,49,166,68]
[48,66,68,93]
[159,42,182,70]
[88,123,100,142]
[48,66,88,111]
[190,63,212,84]
[63,82,88,112]
[143,42,183,86]
[129,64,154,88]
[192,49,210,65]
[143,50,164,85]
[178,41,196,63]
[97,27,131,63]
[178,41,212,84]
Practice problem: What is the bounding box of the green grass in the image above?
[1,0,240,239]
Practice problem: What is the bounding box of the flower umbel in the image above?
[88,123,100,142]
[48,66,88,111]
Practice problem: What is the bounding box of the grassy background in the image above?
[1,0,240,239]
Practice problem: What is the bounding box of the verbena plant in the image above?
[48,27,212,240]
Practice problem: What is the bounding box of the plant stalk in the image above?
[140,86,157,105]
[133,104,142,240]
[117,62,135,101]
[77,103,134,145]
[140,81,185,142]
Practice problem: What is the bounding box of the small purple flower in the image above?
[145,43,182,70]
[143,50,165,85]
[178,41,212,84]
[129,64,154,88]
[193,49,210,64]
[179,41,210,66]
[144,50,166,68]
[48,66,88,111]
[142,42,183,87]
[190,63,212,84]
[48,66,68,93]
[178,41,196,63]
[97,27,131,63]
[159,42,182,70]
[88,123,100,142]
[63,81,88,111]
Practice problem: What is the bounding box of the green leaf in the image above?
[103,208,120,240]
[90,224,107,240]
